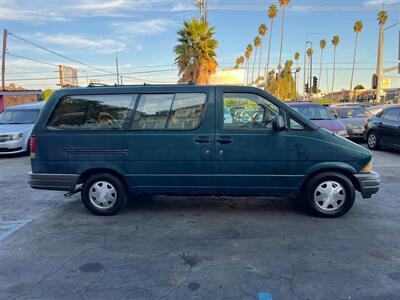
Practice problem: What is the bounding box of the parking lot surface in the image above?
[0,148,400,300]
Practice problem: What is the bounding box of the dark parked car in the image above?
[329,105,372,139]
[288,102,347,137]
[364,105,400,150]
[28,85,380,218]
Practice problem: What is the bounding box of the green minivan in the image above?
[28,85,380,217]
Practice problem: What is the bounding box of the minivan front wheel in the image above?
[302,172,355,218]
[81,173,127,216]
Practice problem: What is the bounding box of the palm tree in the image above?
[319,39,327,92]
[349,21,363,100]
[252,36,262,84]
[376,10,388,102]
[245,44,253,85]
[294,52,300,97]
[278,0,290,71]
[307,48,313,92]
[174,19,218,84]
[258,24,267,78]
[265,5,278,86]
[331,35,340,96]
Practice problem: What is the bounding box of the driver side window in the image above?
[223,93,279,129]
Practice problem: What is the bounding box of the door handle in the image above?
[216,136,234,144]
[194,136,211,144]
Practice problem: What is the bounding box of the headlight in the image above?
[10,133,23,140]
[360,161,372,173]
[336,130,348,137]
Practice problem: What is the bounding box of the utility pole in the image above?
[195,0,208,23]
[1,28,7,90]
[376,24,384,102]
[115,41,120,85]
[309,42,313,95]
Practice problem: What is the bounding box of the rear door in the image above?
[214,87,302,195]
[380,108,400,146]
[126,86,215,194]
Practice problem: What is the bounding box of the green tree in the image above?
[331,35,340,95]
[278,0,291,71]
[319,39,327,91]
[268,60,295,100]
[252,36,262,83]
[294,52,300,97]
[174,19,218,84]
[350,21,363,100]
[258,24,267,78]
[265,4,278,86]
[354,84,364,90]
[41,89,54,101]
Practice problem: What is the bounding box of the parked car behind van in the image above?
[364,105,400,150]
[0,102,45,155]
[329,105,371,139]
[28,85,380,218]
[287,102,347,137]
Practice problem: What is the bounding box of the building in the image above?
[0,87,42,111]
[209,69,245,86]
[329,89,376,103]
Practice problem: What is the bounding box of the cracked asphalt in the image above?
[0,147,400,300]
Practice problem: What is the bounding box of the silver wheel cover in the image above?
[314,180,346,212]
[89,181,117,209]
[368,133,376,148]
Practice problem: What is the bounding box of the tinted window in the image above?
[223,93,279,129]
[292,106,335,120]
[131,93,206,130]
[383,108,400,122]
[47,94,135,130]
[0,109,39,124]
[167,93,206,129]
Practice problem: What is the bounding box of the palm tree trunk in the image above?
[245,59,249,85]
[376,25,384,102]
[265,19,274,88]
[252,47,258,84]
[258,40,263,79]
[332,47,336,97]
[278,6,285,71]
[319,49,324,94]
[350,32,359,101]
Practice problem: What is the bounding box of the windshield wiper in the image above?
[309,118,331,121]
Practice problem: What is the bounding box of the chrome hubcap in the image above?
[368,134,376,148]
[89,181,117,209]
[314,181,346,212]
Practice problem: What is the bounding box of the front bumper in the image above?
[354,171,381,199]
[0,140,25,155]
[28,172,79,192]
[346,128,365,139]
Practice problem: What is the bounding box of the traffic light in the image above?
[372,74,378,89]
[305,83,309,93]
[312,76,318,93]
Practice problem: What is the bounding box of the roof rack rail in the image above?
[88,83,110,87]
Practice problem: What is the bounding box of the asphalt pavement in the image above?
[0,147,399,300]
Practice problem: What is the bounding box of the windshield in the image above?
[292,106,335,120]
[336,107,371,119]
[0,109,40,124]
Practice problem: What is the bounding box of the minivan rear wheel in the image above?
[302,172,355,218]
[81,173,127,216]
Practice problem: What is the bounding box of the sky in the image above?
[0,0,399,92]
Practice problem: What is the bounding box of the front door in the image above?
[215,87,301,195]
[380,108,400,146]
[127,87,215,195]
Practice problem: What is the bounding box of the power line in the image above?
[8,32,114,76]
[6,51,59,68]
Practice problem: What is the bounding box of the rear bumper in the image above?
[28,172,79,192]
[354,171,381,199]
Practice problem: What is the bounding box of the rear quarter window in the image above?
[46,94,136,130]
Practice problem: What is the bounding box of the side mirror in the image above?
[272,115,285,131]
[333,113,338,119]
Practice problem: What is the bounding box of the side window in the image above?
[383,109,400,122]
[47,94,135,130]
[131,93,207,130]
[131,94,174,129]
[167,93,206,130]
[223,93,279,129]
[289,116,305,131]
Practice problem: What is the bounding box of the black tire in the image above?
[81,173,128,216]
[367,131,380,150]
[301,172,355,218]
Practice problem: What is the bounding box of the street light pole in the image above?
[1,28,7,90]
